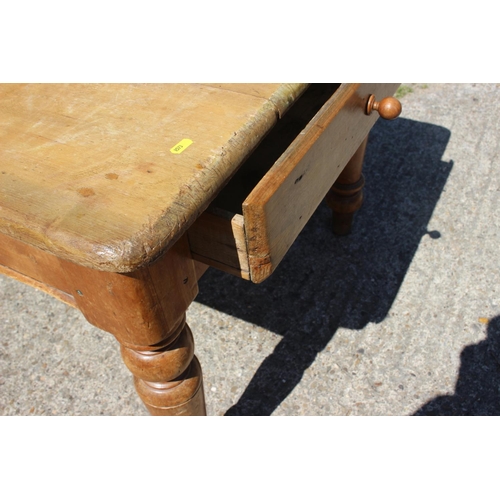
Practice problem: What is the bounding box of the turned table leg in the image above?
[326,135,368,235]
[121,316,205,415]
[60,235,206,416]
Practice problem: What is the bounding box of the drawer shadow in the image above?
[195,117,453,415]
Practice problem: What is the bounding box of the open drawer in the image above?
[187,83,400,283]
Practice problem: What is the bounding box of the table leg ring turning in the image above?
[120,322,206,416]
[326,174,365,235]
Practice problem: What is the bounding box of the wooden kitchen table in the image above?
[0,84,401,415]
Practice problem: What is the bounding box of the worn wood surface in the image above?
[243,83,400,283]
[0,82,400,416]
[0,228,206,415]
[187,84,399,283]
[59,235,198,349]
[70,235,206,415]
[0,84,308,273]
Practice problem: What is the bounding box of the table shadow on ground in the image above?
[195,117,453,415]
[415,315,500,416]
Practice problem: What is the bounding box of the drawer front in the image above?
[243,83,400,283]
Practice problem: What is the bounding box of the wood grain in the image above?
[187,210,249,280]
[59,235,198,349]
[0,231,74,296]
[243,83,400,283]
[0,84,306,273]
[0,263,76,307]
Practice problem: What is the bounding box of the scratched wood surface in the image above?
[0,83,307,272]
[188,84,400,283]
[243,83,400,282]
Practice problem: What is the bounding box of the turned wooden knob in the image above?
[366,95,402,120]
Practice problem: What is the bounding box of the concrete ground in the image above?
[1,83,499,416]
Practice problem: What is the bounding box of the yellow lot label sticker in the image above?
[170,139,193,154]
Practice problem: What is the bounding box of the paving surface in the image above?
[1,83,499,416]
